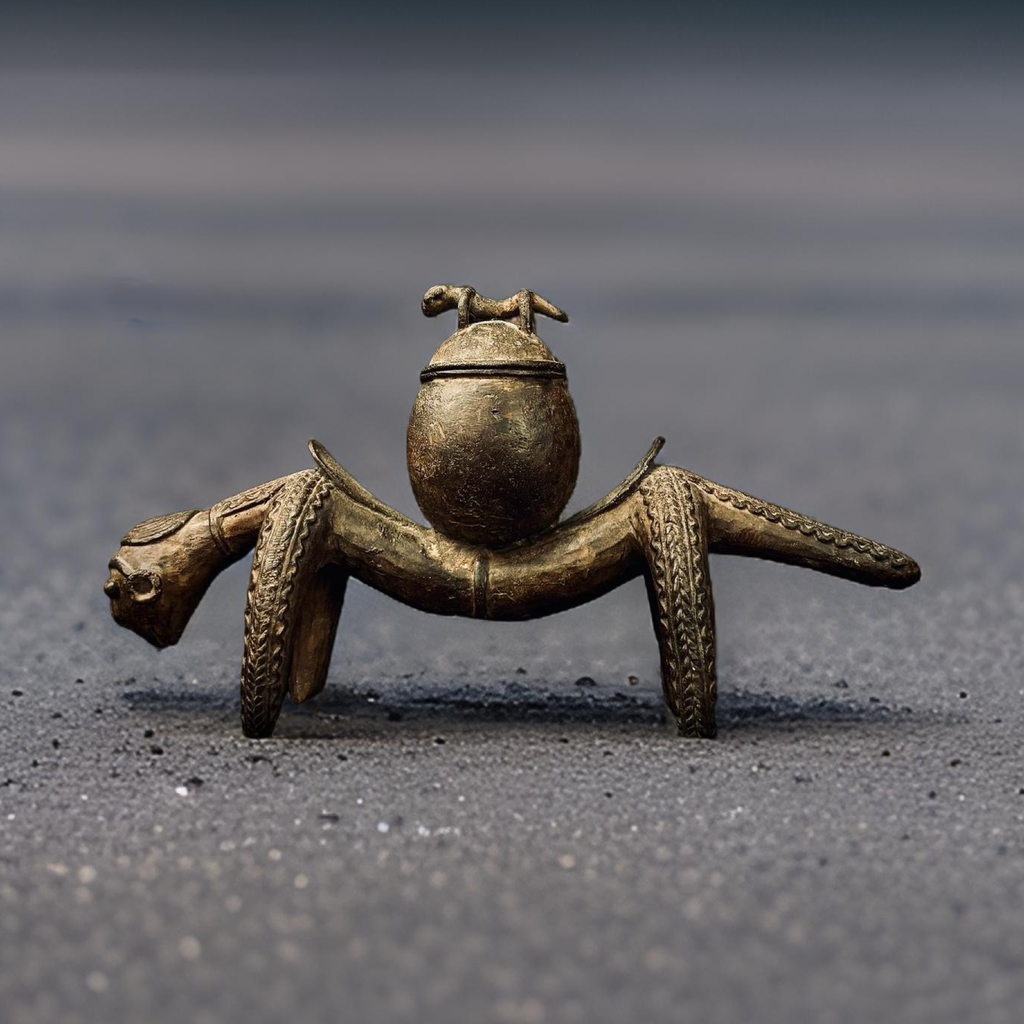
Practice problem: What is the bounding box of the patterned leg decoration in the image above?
[241,470,336,738]
[638,467,718,738]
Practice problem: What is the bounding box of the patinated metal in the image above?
[104,286,921,738]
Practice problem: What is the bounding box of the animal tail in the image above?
[686,471,921,589]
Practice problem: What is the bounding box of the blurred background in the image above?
[2,3,1023,1023]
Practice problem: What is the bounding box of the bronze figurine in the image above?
[104,286,921,739]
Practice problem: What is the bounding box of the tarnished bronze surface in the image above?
[408,316,580,546]
[105,285,921,739]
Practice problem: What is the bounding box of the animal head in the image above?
[103,510,219,648]
[420,284,457,318]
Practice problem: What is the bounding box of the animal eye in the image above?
[129,573,160,601]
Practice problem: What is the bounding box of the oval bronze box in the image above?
[407,318,581,547]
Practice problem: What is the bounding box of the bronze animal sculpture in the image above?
[104,286,921,738]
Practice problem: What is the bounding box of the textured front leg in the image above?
[241,470,336,738]
[637,467,718,738]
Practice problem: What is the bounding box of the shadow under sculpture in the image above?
[104,286,921,739]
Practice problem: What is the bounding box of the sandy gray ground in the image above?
[2,53,1024,1023]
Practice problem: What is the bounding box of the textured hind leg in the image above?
[241,470,335,738]
[637,467,718,738]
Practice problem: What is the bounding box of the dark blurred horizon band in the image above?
[3,1,1024,73]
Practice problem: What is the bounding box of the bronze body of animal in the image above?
[105,287,920,738]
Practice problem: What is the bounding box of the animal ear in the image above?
[129,571,162,603]
[122,509,200,546]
